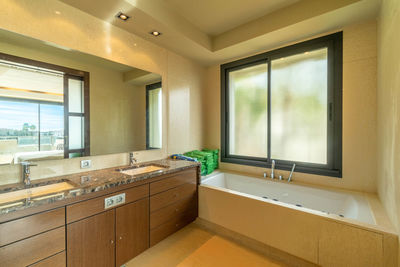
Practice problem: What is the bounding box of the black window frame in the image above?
[220,32,343,178]
[146,82,162,150]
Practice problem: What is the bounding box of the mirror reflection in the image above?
[0,30,162,165]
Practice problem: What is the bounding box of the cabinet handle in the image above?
[110,240,114,244]
[175,224,179,227]
[175,208,179,212]
[119,236,122,240]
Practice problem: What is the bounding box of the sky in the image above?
[0,100,64,131]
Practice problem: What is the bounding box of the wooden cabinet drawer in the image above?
[67,184,149,223]
[150,209,197,246]
[150,183,196,212]
[150,168,197,195]
[0,226,65,267]
[29,251,66,267]
[150,195,197,229]
[0,207,65,247]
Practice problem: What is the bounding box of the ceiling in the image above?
[59,0,380,66]
[163,0,299,36]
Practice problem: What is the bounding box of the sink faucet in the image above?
[270,160,275,179]
[288,163,296,182]
[129,152,137,166]
[21,162,37,186]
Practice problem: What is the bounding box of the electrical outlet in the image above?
[80,159,92,169]
[104,193,126,209]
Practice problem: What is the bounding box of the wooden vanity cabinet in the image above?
[115,198,149,266]
[67,209,116,267]
[66,184,150,267]
[0,207,66,267]
[0,166,199,267]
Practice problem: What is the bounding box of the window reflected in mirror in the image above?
[146,82,162,149]
[0,29,162,165]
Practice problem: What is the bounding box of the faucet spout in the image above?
[288,163,296,182]
[21,162,37,186]
[270,160,275,179]
[129,152,137,166]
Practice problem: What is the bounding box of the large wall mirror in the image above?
[0,29,162,165]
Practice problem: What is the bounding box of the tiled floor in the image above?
[127,223,286,267]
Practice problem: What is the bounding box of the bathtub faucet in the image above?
[288,163,296,182]
[270,160,275,179]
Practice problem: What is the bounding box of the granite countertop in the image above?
[0,159,200,216]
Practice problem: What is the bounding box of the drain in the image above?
[272,198,279,201]
[295,204,302,207]
[262,196,268,199]
[339,214,344,217]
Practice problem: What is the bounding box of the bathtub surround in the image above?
[203,19,377,193]
[0,0,205,184]
[377,0,400,265]
[199,171,397,266]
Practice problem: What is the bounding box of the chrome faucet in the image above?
[129,152,137,166]
[21,162,37,186]
[288,163,296,182]
[270,160,275,179]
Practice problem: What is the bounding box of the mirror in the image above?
[0,29,162,165]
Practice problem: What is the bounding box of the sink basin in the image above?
[119,164,167,176]
[0,180,76,205]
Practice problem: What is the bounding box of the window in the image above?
[146,82,162,149]
[0,52,89,164]
[221,32,342,177]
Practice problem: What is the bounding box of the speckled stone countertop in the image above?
[0,159,199,216]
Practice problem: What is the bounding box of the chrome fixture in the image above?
[21,162,37,186]
[288,163,296,182]
[279,175,283,181]
[263,172,268,178]
[129,152,137,166]
[270,160,275,179]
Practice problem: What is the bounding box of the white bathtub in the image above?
[201,172,375,225]
[198,171,397,266]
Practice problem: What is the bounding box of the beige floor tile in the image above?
[126,223,286,267]
[177,236,284,267]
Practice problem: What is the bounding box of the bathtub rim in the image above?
[200,170,397,236]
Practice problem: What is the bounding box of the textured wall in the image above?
[377,0,400,264]
[203,20,378,193]
[0,0,205,184]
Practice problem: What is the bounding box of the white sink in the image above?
[0,181,75,205]
[120,165,166,176]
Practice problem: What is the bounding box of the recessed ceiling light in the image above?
[116,12,130,21]
[150,31,162,37]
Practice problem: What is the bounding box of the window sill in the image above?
[221,156,342,178]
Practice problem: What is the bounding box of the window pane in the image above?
[68,79,84,113]
[148,87,162,149]
[228,63,268,158]
[69,116,84,150]
[0,100,39,164]
[40,104,64,153]
[271,48,328,164]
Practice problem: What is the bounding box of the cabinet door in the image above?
[67,209,115,267]
[116,198,149,266]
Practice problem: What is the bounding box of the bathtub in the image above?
[198,171,398,266]
[201,172,375,225]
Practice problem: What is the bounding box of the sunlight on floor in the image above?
[126,223,286,267]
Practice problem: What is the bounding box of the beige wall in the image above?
[377,0,400,264]
[203,20,378,193]
[0,0,205,184]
